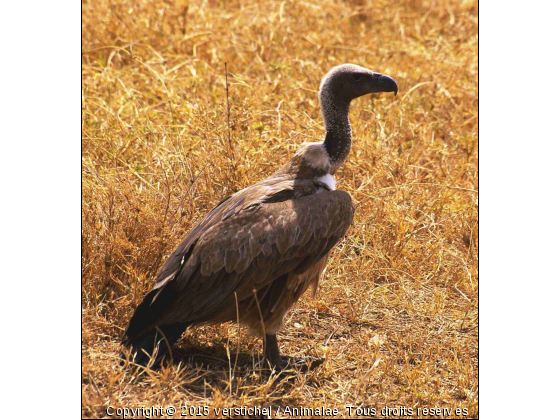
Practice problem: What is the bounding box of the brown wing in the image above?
[124,179,354,341]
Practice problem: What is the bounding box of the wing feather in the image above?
[124,177,354,340]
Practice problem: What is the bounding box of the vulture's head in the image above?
[319,63,398,105]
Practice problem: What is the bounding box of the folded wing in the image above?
[123,179,354,343]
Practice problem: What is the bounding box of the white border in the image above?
[481,1,560,418]
[0,0,80,414]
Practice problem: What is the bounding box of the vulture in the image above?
[121,64,398,369]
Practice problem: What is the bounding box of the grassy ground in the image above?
[82,0,478,417]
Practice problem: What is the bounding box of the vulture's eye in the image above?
[353,74,362,81]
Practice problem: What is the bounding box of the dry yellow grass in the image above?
[82,0,478,417]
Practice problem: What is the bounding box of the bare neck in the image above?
[320,91,352,167]
[273,91,353,180]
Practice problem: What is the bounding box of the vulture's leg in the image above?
[264,333,283,367]
[263,333,323,371]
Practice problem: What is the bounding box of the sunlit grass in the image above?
[82,0,478,417]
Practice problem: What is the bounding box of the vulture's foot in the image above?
[263,333,323,372]
[272,355,324,372]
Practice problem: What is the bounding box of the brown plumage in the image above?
[121,64,398,369]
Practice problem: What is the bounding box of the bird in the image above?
[121,63,398,370]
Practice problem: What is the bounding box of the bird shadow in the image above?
[171,342,256,371]
[122,339,322,400]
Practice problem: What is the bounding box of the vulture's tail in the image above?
[120,322,189,368]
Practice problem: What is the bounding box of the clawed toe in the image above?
[263,333,324,373]
[268,355,324,372]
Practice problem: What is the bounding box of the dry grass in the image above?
[82,0,478,417]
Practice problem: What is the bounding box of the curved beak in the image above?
[373,74,398,96]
